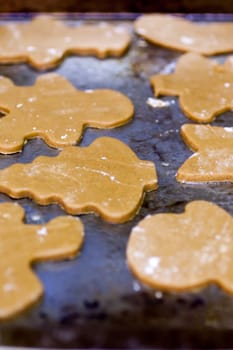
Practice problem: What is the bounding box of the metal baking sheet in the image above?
[0,13,233,348]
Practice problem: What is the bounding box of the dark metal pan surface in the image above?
[0,13,233,348]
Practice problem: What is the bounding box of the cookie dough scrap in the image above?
[0,73,134,154]
[0,137,158,223]
[0,16,131,69]
[176,124,233,183]
[0,202,84,319]
[127,201,233,294]
[151,53,233,123]
[135,14,233,55]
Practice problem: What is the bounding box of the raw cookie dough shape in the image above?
[176,124,233,183]
[134,14,233,56]
[0,202,84,319]
[151,53,233,123]
[0,137,158,223]
[127,201,233,294]
[0,73,134,154]
[0,16,131,69]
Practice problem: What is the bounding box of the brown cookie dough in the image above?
[135,14,233,56]
[0,16,131,69]
[0,137,158,223]
[176,124,233,183]
[127,201,233,293]
[0,202,84,319]
[151,53,233,123]
[0,73,134,154]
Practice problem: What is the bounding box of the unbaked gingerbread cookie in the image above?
[0,137,158,223]
[151,53,233,123]
[0,16,131,69]
[176,124,233,183]
[0,202,84,319]
[0,73,134,153]
[127,201,233,294]
[135,14,233,56]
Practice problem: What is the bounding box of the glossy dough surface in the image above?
[135,14,233,55]
[0,202,84,319]
[0,73,134,153]
[0,137,158,223]
[151,53,233,123]
[0,16,131,68]
[127,201,233,293]
[177,124,233,183]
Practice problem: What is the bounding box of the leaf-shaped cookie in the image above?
[0,202,84,319]
[135,14,233,55]
[176,124,233,183]
[151,53,233,123]
[0,73,134,153]
[127,201,233,293]
[0,16,131,69]
[0,137,158,223]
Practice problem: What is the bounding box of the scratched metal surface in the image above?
[0,13,232,348]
